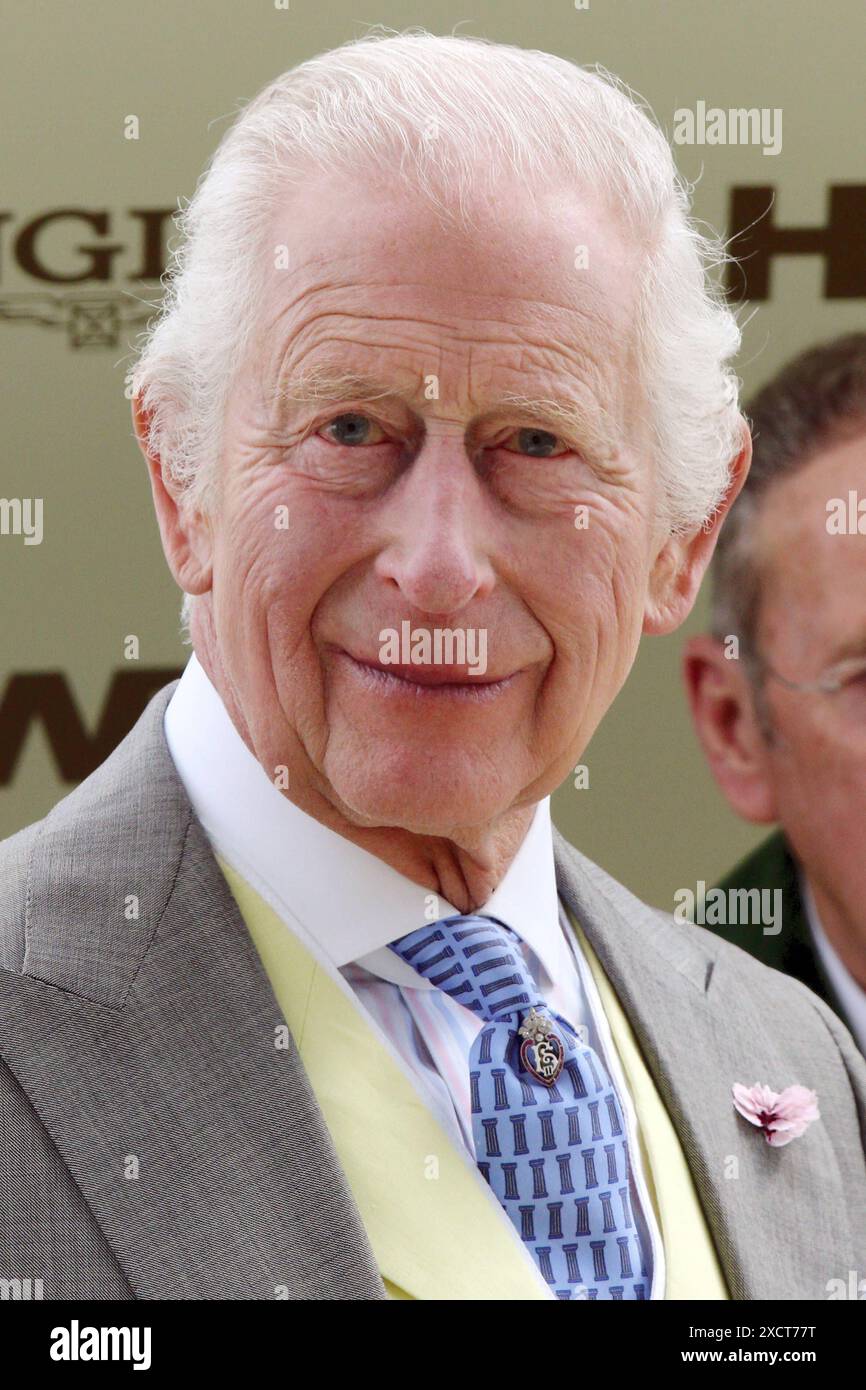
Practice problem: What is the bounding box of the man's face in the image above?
[194,170,663,836]
[753,431,866,921]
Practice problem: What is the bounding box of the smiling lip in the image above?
[336,649,520,698]
[347,655,508,686]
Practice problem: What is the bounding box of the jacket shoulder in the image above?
[0,677,184,996]
[0,817,44,972]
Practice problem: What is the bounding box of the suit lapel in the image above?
[0,683,386,1300]
[218,857,554,1300]
[552,826,850,1299]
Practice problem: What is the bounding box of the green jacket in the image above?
[708,830,855,1041]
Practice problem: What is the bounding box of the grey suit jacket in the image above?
[1,681,865,1300]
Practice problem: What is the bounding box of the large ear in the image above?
[682,633,778,823]
[643,417,752,635]
[131,394,213,597]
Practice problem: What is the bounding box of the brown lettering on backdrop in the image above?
[727,185,866,300]
[0,669,183,784]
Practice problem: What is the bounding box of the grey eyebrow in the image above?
[274,366,410,410]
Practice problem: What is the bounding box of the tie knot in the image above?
[388,913,545,1022]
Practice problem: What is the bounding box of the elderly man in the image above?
[1,32,864,1303]
[685,335,866,1060]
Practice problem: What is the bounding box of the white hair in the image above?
[125,27,744,641]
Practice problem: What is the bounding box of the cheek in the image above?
[529,508,650,660]
[213,476,355,625]
[771,715,855,821]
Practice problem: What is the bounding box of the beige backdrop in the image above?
[2,0,863,909]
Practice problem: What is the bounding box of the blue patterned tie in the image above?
[389,913,649,1299]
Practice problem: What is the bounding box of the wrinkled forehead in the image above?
[254,166,644,385]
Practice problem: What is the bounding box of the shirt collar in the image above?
[163,653,563,987]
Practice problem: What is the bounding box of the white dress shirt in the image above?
[800,873,866,1056]
[163,652,665,1297]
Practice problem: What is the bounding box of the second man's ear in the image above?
[683,633,778,824]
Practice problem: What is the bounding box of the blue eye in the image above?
[501,427,567,459]
[320,413,386,446]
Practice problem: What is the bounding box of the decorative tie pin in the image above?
[518,1006,565,1086]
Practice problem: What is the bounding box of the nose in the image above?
[373,437,496,616]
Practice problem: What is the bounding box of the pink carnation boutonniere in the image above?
[732,1082,820,1147]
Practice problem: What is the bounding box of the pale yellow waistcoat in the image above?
[217,856,729,1300]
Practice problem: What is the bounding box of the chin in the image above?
[327,746,516,836]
